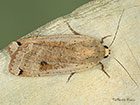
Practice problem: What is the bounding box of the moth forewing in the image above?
[8,41,21,57]
[9,35,105,77]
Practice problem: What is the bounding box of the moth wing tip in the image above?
[8,41,19,57]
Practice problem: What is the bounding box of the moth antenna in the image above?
[110,56,139,88]
[124,38,140,71]
[109,9,125,48]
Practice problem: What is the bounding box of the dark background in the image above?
[0,0,91,50]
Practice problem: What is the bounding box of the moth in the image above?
[8,9,138,87]
[8,34,110,78]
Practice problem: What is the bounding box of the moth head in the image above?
[103,45,111,58]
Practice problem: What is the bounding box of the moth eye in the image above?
[40,61,47,66]
[104,55,108,58]
[18,68,24,75]
[104,45,108,49]
[16,41,22,46]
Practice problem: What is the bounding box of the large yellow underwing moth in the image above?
[9,35,109,77]
[8,9,138,87]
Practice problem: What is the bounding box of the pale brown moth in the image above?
[8,9,138,87]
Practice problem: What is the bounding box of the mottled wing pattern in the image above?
[9,35,105,76]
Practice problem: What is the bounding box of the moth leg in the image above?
[65,21,81,35]
[66,72,75,83]
[99,62,110,78]
[101,35,112,44]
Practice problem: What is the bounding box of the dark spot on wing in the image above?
[96,56,98,58]
[40,61,47,66]
[95,45,98,47]
[16,41,22,46]
[18,68,24,75]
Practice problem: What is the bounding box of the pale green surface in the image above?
[0,0,91,50]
